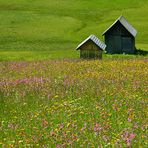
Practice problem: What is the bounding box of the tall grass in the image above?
[0,59,147,147]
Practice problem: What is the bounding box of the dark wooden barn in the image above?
[102,16,137,54]
[76,35,106,59]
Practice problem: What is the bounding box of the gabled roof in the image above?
[76,35,106,50]
[102,16,137,37]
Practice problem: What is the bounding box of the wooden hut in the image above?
[102,16,137,54]
[76,35,106,59]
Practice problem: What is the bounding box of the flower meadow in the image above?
[0,59,147,147]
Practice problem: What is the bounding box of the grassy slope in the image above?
[0,0,148,60]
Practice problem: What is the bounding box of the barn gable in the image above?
[102,16,137,54]
[76,35,106,59]
[102,16,137,37]
[76,35,106,50]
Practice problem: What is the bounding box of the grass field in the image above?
[0,0,148,60]
[0,1,148,147]
[0,59,147,147]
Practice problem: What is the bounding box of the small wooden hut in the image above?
[76,35,106,59]
[102,16,137,54]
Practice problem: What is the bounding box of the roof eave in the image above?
[76,47,80,50]
[102,16,137,37]
[76,38,92,50]
[102,20,119,36]
[76,35,106,50]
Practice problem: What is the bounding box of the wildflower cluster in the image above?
[0,59,147,147]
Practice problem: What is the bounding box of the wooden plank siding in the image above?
[103,16,137,54]
[79,40,102,59]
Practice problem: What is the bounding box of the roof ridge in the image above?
[76,35,106,50]
[102,16,137,37]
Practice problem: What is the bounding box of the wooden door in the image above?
[122,37,132,53]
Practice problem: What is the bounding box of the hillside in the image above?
[0,0,148,60]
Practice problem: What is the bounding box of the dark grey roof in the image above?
[76,35,106,50]
[102,16,137,37]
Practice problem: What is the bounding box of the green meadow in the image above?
[0,1,148,147]
[0,60,147,147]
[0,0,148,60]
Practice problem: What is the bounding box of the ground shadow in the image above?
[135,48,148,56]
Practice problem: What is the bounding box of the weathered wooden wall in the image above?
[79,41,102,59]
[105,21,135,54]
